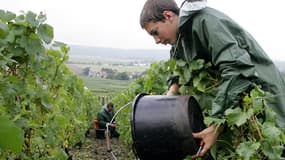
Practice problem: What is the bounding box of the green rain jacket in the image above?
[171,7,285,129]
[97,107,115,129]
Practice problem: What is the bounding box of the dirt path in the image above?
[69,128,135,160]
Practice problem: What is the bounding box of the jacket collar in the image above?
[171,1,207,58]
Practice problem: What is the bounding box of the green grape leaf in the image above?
[199,70,208,79]
[193,76,206,92]
[0,10,16,22]
[225,108,253,126]
[19,35,45,55]
[12,25,26,36]
[15,14,26,24]
[48,148,68,159]
[176,59,186,67]
[204,116,226,126]
[262,122,281,143]
[190,59,204,71]
[198,94,214,110]
[0,116,24,153]
[193,76,201,87]
[166,59,176,71]
[183,67,191,84]
[38,23,54,44]
[40,94,52,109]
[26,11,38,27]
[236,142,260,160]
[0,20,8,38]
[250,86,265,97]
[8,46,25,57]
[197,81,206,92]
[37,12,47,23]
[264,106,277,122]
[262,141,283,160]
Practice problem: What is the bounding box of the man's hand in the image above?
[192,124,224,159]
[166,83,179,95]
[109,123,117,128]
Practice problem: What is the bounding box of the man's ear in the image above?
[162,10,175,22]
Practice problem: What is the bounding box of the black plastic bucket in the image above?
[131,94,206,160]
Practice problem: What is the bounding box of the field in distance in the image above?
[81,76,133,96]
[66,45,169,96]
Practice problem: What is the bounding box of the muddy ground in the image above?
[69,128,135,160]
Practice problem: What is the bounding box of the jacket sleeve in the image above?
[194,16,257,117]
[97,111,107,128]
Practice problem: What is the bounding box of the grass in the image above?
[80,76,133,96]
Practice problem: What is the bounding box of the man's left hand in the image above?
[109,123,117,128]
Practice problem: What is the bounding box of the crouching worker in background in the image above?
[97,102,120,138]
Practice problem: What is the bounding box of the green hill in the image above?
[68,44,169,61]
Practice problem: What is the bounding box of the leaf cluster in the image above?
[0,10,99,159]
[112,58,285,160]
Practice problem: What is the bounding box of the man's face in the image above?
[145,21,177,45]
[144,11,178,45]
[107,106,113,112]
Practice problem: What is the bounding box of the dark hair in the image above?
[140,0,179,28]
[107,102,114,108]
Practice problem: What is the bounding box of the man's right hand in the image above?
[191,124,224,159]
[167,83,180,95]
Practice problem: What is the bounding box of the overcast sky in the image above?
[1,0,285,61]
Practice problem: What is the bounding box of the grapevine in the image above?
[0,10,99,159]
[113,58,285,160]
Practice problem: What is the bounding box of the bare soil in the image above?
[69,128,135,160]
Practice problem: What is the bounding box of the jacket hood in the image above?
[102,104,108,112]
[179,0,207,27]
